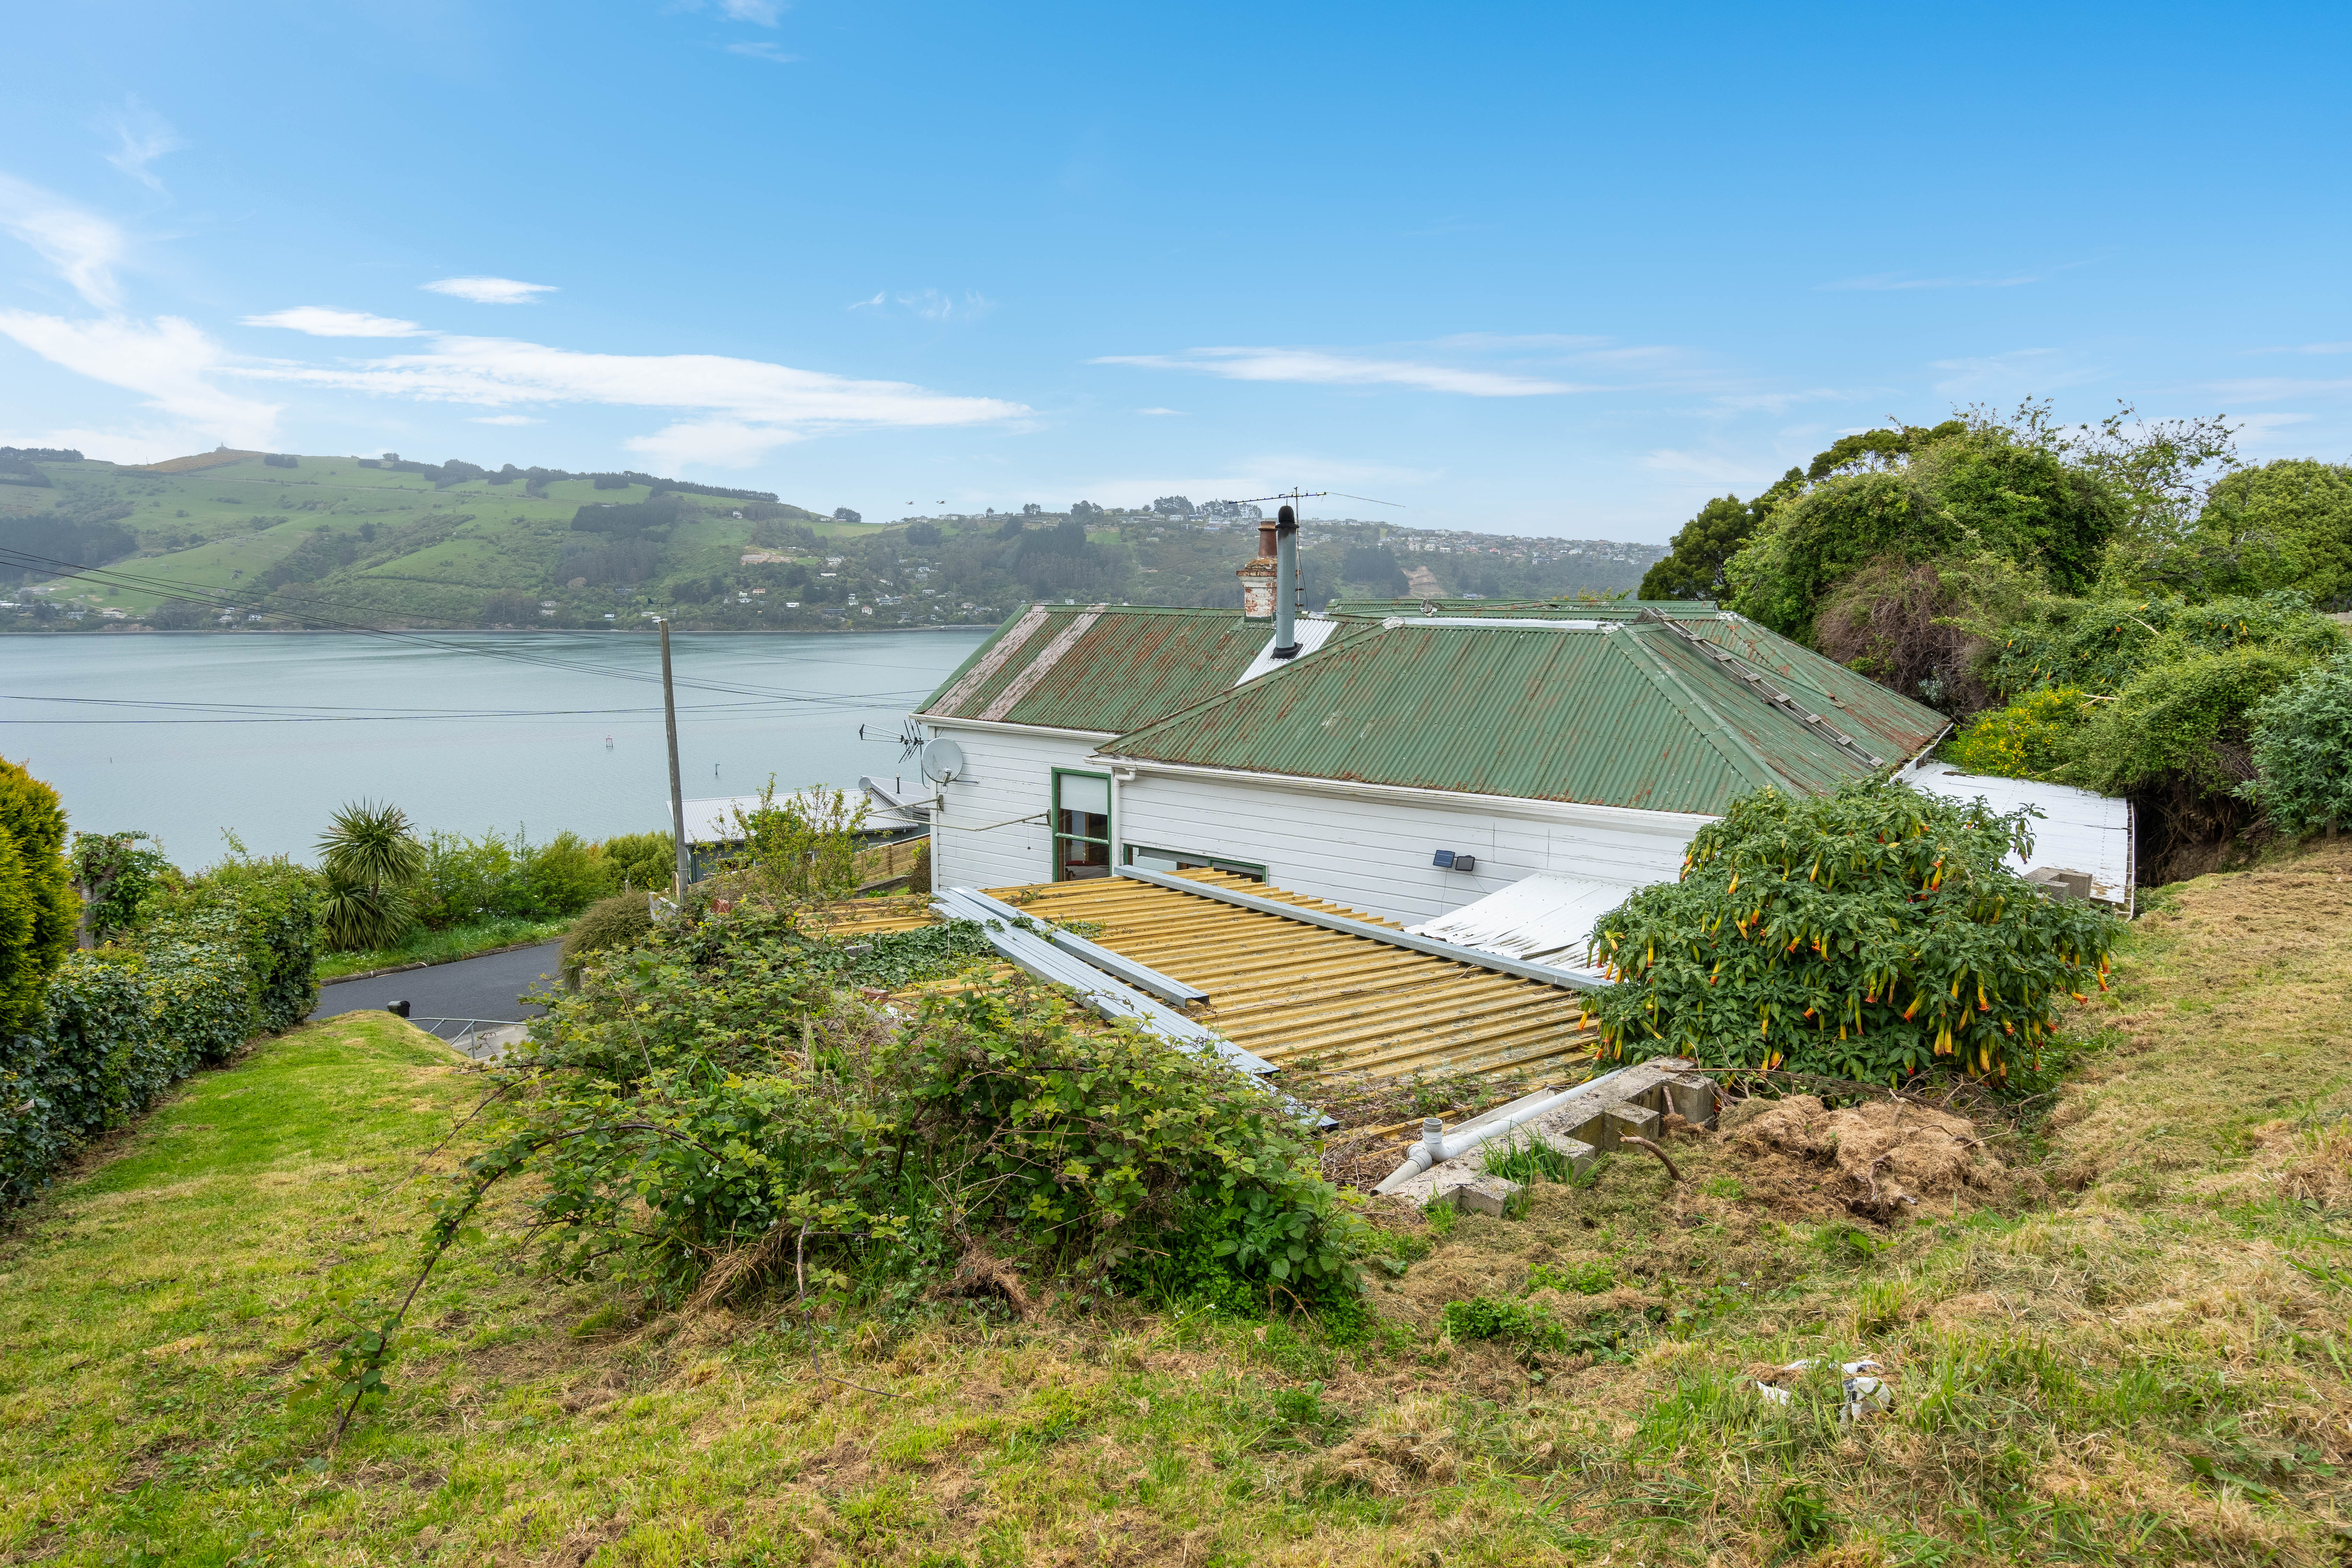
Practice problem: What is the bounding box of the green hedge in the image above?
[0,855,317,1208]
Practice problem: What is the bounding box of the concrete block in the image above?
[1449,1176,1522,1217]
[1662,1072,1718,1127]
[1602,1101,1660,1148]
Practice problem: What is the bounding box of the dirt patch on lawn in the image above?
[1721,1093,2025,1221]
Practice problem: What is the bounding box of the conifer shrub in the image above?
[1587,780,2115,1083]
[0,757,76,1036]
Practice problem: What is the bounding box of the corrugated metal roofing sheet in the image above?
[1331,601,1949,771]
[826,871,1600,1083]
[918,605,1315,733]
[1406,871,1633,971]
[1100,617,1944,815]
[1903,760,2135,911]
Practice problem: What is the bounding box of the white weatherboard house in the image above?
[912,534,2127,953]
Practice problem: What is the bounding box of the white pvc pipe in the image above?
[1371,1063,1637,1194]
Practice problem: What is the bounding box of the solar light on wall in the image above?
[1432,850,1475,871]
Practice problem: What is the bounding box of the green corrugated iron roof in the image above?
[1099,617,1947,815]
[918,605,1285,732]
[1329,600,1944,765]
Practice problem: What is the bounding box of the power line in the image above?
[0,543,945,708]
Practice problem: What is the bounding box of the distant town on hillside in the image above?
[0,447,1668,633]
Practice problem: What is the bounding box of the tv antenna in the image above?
[1237,489,1406,516]
[858,718,927,763]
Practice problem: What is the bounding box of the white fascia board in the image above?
[1087,753,1720,836]
[921,714,1120,742]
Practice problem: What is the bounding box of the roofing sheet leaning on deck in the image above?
[827,869,1602,1083]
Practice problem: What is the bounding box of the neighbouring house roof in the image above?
[917,604,1323,732]
[1902,760,2135,912]
[1098,613,1949,816]
[828,868,1601,1083]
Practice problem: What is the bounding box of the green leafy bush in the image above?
[1587,780,2115,1082]
[412,826,615,930]
[2064,646,2308,795]
[1945,688,2092,780]
[1,848,317,1206]
[1981,589,2342,703]
[2246,654,2352,834]
[0,757,76,1036]
[67,831,172,945]
[596,831,675,893]
[473,902,1363,1315]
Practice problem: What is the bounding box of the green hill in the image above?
[0,447,1665,633]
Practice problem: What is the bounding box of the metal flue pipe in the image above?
[1273,504,1300,658]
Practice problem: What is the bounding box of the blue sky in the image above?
[2,2,2347,540]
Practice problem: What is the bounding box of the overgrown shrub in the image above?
[0,848,317,1206]
[2245,653,2352,835]
[68,831,172,946]
[473,903,1362,1315]
[597,831,675,892]
[559,892,654,973]
[1945,688,2092,780]
[1587,780,2115,1082]
[724,782,867,901]
[2062,645,2307,796]
[412,826,613,929]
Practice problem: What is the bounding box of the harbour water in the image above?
[0,630,990,863]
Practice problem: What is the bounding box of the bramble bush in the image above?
[1586,780,2115,1083]
[431,900,1362,1324]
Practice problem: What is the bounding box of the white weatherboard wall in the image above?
[1113,767,1707,928]
[925,721,1111,890]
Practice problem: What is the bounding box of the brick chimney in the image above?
[1238,518,1277,618]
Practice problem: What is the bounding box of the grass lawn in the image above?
[313,916,575,981]
[3,846,2350,1565]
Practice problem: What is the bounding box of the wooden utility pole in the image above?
[659,618,689,900]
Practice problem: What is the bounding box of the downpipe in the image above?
[1370,1064,1636,1195]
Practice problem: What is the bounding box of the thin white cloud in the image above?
[472,413,542,425]
[2200,376,2352,402]
[102,97,187,192]
[1135,407,1184,416]
[1093,346,1587,397]
[725,40,795,62]
[1823,271,2039,291]
[1705,388,1847,415]
[1641,448,1773,486]
[233,334,1026,468]
[242,306,426,338]
[0,310,279,448]
[1930,348,2100,397]
[423,276,556,305]
[848,291,886,310]
[0,173,125,309]
[897,289,993,321]
[2241,341,2352,356]
[1431,332,1609,351]
[719,0,782,22]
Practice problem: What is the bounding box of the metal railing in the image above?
[401,1015,527,1058]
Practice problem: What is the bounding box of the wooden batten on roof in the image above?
[826,870,1601,1084]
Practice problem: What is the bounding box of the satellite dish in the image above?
[918,737,966,784]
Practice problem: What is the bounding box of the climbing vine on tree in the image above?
[1585,780,2115,1083]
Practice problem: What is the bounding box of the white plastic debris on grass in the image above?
[1752,1357,1894,1423]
